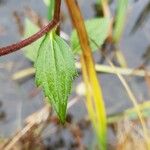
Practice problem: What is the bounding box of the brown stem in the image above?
[65,0,95,74]
[0,0,61,56]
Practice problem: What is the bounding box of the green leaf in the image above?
[113,0,128,42]
[71,18,110,54]
[35,32,77,123]
[24,18,44,62]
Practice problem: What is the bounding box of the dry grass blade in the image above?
[99,0,111,18]
[104,56,150,149]
[1,105,51,150]
[76,62,150,77]
[113,69,150,148]
[0,97,80,150]
[108,101,150,124]
[12,63,150,81]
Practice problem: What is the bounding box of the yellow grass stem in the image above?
[65,0,107,149]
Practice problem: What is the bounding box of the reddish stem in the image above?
[0,0,61,56]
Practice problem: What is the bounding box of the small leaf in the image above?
[35,32,77,123]
[24,18,44,62]
[71,18,110,54]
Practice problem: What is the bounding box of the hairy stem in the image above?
[0,0,61,56]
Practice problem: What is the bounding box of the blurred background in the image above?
[0,0,150,149]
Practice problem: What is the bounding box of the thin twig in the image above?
[1,105,51,150]
[0,0,61,56]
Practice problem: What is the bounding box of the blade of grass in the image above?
[114,0,128,67]
[113,0,128,67]
[115,49,128,68]
[113,0,128,43]
[47,0,55,21]
[43,0,55,20]
[65,0,107,149]
[97,0,127,67]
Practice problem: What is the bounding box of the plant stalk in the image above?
[0,0,61,56]
[65,0,107,149]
